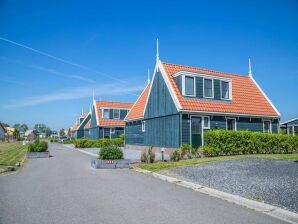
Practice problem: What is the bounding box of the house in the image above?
[5,127,15,140]
[280,117,298,136]
[0,122,7,140]
[125,53,280,150]
[87,100,133,139]
[70,112,91,139]
[24,130,38,141]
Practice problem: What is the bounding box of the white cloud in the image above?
[4,84,143,108]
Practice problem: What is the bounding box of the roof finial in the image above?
[147,68,150,84]
[89,104,92,113]
[92,88,95,102]
[248,58,252,77]
[156,38,159,61]
[81,108,84,116]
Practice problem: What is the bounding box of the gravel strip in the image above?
[168,158,298,213]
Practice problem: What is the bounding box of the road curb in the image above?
[63,144,98,158]
[134,168,298,224]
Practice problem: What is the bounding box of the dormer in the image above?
[173,71,232,101]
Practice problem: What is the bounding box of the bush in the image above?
[204,130,298,157]
[170,149,182,161]
[27,138,48,152]
[73,137,124,148]
[62,140,73,144]
[140,146,155,163]
[99,145,123,160]
[180,144,193,159]
[50,137,58,143]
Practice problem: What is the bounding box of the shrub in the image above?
[170,149,182,161]
[140,146,155,163]
[73,137,124,148]
[50,137,58,143]
[204,130,298,156]
[180,144,193,159]
[99,145,123,160]
[27,138,48,152]
[62,140,73,144]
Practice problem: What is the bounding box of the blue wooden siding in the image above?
[174,76,182,93]
[145,114,180,148]
[0,126,5,139]
[125,121,145,145]
[144,71,178,119]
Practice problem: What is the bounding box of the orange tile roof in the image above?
[161,62,279,117]
[125,83,150,120]
[95,100,133,127]
[84,120,90,129]
[70,123,78,132]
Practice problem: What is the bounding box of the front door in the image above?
[191,117,202,148]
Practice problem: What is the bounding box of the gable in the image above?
[144,70,178,119]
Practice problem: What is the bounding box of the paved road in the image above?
[0,143,287,224]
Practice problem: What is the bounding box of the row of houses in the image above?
[69,49,297,150]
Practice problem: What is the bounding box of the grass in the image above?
[137,154,298,172]
[0,141,28,173]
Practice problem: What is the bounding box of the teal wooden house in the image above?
[70,112,91,139]
[84,100,133,139]
[280,117,298,136]
[125,53,280,150]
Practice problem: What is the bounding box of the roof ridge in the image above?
[95,100,133,104]
[162,61,248,78]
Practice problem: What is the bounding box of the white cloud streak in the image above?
[4,84,143,108]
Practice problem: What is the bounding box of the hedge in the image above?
[204,130,298,157]
[73,138,123,148]
[99,145,123,160]
[27,138,48,152]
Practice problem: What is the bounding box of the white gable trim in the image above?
[93,100,100,126]
[250,76,280,117]
[124,83,149,121]
[77,113,91,130]
[280,117,298,125]
[143,60,181,116]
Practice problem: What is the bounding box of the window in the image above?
[113,109,120,119]
[221,81,230,99]
[184,76,195,96]
[141,121,145,132]
[203,116,210,129]
[294,126,298,136]
[204,79,213,98]
[263,120,272,133]
[110,128,115,134]
[227,118,236,130]
[102,109,109,119]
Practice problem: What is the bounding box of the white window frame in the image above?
[203,78,214,98]
[102,109,109,119]
[141,121,145,132]
[203,116,210,129]
[182,75,196,97]
[110,128,115,134]
[263,120,272,133]
[113,109,120,119]
[220,80,232,100]
[226,118,237,131]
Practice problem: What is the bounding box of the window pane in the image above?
[185,76,194,96]
[264,121,271,133]
[204,79,212,97]
[103,109,109,119]
[221,81,229,99]
[203,117,209,128]
[114,109,120,119]
[227,119,235,130]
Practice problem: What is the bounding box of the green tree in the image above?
[34,124,47,133]
[13,128,20,140]
[45,128,52,137]
[1,123,10,127]
[20,124,29,131]
[59,128,65,136]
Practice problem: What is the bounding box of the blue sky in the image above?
[0,0,297,130]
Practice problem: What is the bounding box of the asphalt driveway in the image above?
[0,143,288,224]
[167,157,298,213]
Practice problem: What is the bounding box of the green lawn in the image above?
[0,141,28,173]
[137,154,298,172]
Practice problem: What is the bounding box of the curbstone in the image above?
[27,151,50,158]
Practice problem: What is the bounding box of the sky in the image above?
[0,0,297,131]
